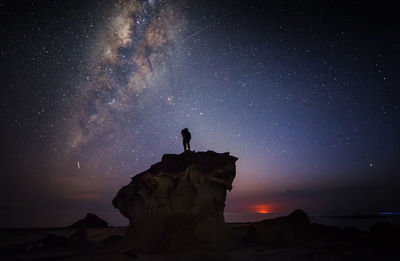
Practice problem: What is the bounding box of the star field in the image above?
[1,0,399,227]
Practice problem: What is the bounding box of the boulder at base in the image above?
[112,151,238,253]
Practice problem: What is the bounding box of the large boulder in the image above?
[112,151,238,253]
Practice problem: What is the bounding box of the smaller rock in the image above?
[102,235,123,243]
[369,222,400,247]
[121,247,138,258]
[343,226,365,241]
[68,229,88,245]
[251,209,311,244]
[310,223,343,238]
[69,213,108,228]
[36,234,67,249]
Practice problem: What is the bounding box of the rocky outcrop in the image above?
[69,213,108,228]
[112,151,238,253]
[369,222,400,247]
[250,209,311,243]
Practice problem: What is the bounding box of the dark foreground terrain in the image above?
[1,211,399,260]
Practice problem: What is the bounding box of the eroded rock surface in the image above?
[112,151,238,253]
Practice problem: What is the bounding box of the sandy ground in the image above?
[0,224,397,260]
[0,227,126,248]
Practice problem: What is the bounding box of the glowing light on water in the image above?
[251,204,270,214]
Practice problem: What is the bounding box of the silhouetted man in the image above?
[181,128,191,152]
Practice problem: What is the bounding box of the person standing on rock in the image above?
[181,128,191,152]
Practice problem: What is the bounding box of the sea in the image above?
[224,212,400,231]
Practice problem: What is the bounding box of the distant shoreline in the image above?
[2,212,400,230]
[324,215,386,219]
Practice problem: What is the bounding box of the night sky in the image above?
[1,0,400,227]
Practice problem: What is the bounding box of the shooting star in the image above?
[182,24,211,42]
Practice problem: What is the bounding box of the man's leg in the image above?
[187,142,190,151]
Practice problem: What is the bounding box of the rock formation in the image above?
[112,151,238,253]
[250,209,311,243]
[69,213,108,228]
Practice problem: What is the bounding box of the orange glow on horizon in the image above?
[251,204,271,214]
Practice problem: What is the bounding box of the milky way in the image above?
[65,0,187,174]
